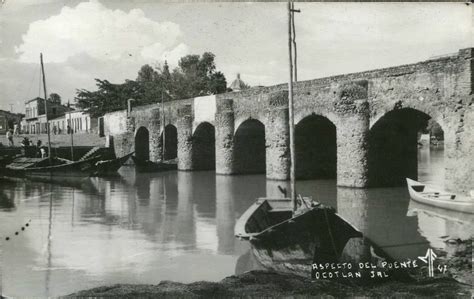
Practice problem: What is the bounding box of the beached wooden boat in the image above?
[406,178,474,214]
[235,197,367,277]
[131,156,177,173]
[92,152,134,176]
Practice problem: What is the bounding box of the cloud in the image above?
[160,43,189,66]
[15,0,188,63]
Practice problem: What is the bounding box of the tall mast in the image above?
[288,2,297,213]
[68,100,74,160]
[40,53,52,163]
[161,84,166,160]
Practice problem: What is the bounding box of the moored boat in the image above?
[235,197,365,277]
[6,155,104,178]
[406,178,474,214]
[92,152,134,176]
[131,156,177,173]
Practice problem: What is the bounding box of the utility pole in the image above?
[288,1,301,213]
[291,2,301,82]
[288,2,296,213]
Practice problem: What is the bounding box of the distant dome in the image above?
[229,73,248,92]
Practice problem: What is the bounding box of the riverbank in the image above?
[67,240,472,298]
[0,133,104,147]
[66,270,470,298]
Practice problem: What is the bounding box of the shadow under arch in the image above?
[135,126,149,161]
[234,118,266,174]
[295,114,336,180]
[368,107,443,187]
[160,124,177,160]
[192,122,216,170]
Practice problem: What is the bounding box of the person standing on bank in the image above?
[6,129,14,146]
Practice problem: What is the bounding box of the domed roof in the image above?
[229,73,247,92]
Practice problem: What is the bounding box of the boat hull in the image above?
[240,204,362,277]
[6,156,102,178]
[132,156,177,173]
[92,153,133,176]
[406,178,474,214]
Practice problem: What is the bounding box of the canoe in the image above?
[406,178,474,214]
[92,152,134,176]
[235,197,366,277]
[131,156,177,173]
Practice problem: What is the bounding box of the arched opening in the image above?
[192,122,215,170]
[234,119,265,174]
[295,115,337,179]
[368,108,444,187]
[160,124,177,160]
[135,126,150,161]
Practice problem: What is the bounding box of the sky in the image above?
[0,0,472,113]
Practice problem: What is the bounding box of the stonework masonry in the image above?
[103,48,473,194]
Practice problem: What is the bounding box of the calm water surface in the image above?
[1,147,472,297]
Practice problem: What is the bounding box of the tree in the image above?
[75,52,227,117]
[169,52,227,99]
[75,79,140,118]
[137,64,157,82]
[49,93,61,104]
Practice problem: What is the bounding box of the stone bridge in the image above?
[104,48,473,193]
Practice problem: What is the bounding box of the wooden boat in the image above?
[235,197,364,277]
[131,156,177,173]
[6,155,103,178]
[406,178,474,214]
[92,152,134,176]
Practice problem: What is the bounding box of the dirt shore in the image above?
[67,239,472,298]
[0,133,104,147]
[65,270,471,298]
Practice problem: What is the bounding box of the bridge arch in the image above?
[370,101,447,132]
[368,107,444,187]
[135,126,150,161]
[234,116,265,135]
[295,114,337,179]
[160,124,178,160]
[234,118,266,174]
[192,122,216,170]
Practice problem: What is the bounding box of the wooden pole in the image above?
[161,85,166,161]
[291,2,298,82]
[288,2,297,213]
[40,53,52,163]
[69,102,74,160]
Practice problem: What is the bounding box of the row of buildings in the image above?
[2,74,248,136]
[1,97,97,135]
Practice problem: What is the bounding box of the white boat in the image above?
[406,178,474,214]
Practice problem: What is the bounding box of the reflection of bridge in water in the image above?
[1,152,472,297]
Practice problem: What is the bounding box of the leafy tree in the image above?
[426,119,444,140]
[75,52,227,117]
[75,79,140,118]
[169,52,227,99]
[49,93,61,104]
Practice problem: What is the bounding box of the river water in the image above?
[1,147,472,297]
